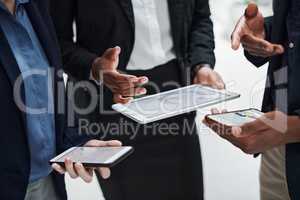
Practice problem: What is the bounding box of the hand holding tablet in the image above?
[51,140,133,183]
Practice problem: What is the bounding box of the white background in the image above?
[65,1,273,199]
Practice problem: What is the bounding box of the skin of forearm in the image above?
[285,116,300,144]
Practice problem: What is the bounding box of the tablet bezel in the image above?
[50,146,134,168]
[112,84,241,124]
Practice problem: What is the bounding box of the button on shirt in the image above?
[0,0,56,182]
[127,0,176,70]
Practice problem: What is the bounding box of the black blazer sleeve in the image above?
[244,16,273,67]
[188,0,216,69]
[50,0,98,80]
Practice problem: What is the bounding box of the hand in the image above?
[231,3,284,57]
[92,47,148,104]
[204,109,300,154]
[193,66,225,89]
[52,140,122,183]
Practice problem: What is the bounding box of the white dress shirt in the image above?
[260,146,291,200]
[127,0,176,70]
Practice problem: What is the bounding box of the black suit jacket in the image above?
[51,0,215,85]
[0,1,91,199]
[245,1,300,199]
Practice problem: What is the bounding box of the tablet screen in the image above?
[51,147,133,165]
[127,86,228,117]
[113,85,240,124]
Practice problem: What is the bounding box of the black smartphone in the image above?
[205,108,264,127]
[50,146,134,168]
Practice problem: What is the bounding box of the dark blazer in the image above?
[51,0,215,84]
[0,1,90,199]
[245,0,300,199]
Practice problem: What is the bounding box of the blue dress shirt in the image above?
[0,0,56,182]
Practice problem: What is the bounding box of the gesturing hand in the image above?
[231,3,284,57]
[52,140,122,183]
[92,47,148,104]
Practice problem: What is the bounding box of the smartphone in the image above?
[205,108,264,127]
[50,146,134,168]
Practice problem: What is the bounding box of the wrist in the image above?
[91,57,102,80]
[194,64,212,73]
[285,116,300,143]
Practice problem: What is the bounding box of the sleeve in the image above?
[50,0,98,80]
[294,109,300,117]
[244,16,273,68]
[188,0,216,70]
[61,127,96,150]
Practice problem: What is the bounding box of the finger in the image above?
[116,74,139,83]
[231,126,243,137]
[240,119,267,135]
[106,140,123,147]
[245,3,258,19]
[242,43,265,52]
[242,35,284,56]
[211,108,221,115]
[246,50,271,58]
[102,46,121,61]
[210,76,225,90]
[222,109,228,113]
[231,28,242,50]
[52,164,66,175]
[65,158,78,179]
[84,140,107,147]
[273,44,285,55]
[134,76,149,86]
[134,87,147,96]
[98,168,111,180]
[113,94,133,104]
[74,163,94,183]
[243,43,284,57]
[85,139,122,147]
[118,87,147,97]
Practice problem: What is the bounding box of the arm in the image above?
[189,0,225,89]
[50,0,98,80]
[244,16,274,67]
[188,0,215,70]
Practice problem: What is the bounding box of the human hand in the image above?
[231,3,284,57]
[193,65,225,89]
[52,140,122,183]
[203,109,300,154]
[92,47,148,104]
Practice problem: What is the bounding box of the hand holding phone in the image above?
[204,109,295,155]
[51,140,132,183]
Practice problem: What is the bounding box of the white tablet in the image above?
[112,84,240,124]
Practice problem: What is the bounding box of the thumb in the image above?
[273,44,285,55]
[102,46,121,61]
[244,3,258,20]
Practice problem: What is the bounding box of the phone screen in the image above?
[50,146,133,167]
[207,109,264,127]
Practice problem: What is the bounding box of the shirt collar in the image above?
[16,0,30,5]
[16,0,30,8]
[0,0,30,11]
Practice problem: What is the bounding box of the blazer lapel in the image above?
[24,1,62,68]
[118,0,135,30]
[0,27,21,86]
[168,0,185,58]
[271,0,290,43]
